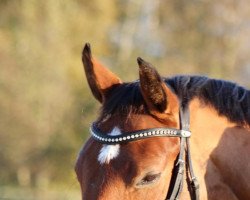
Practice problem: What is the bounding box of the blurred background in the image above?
[0,0,249,199]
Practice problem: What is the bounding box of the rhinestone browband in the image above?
[90,123,191,144]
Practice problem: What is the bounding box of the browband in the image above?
[90,123,191,145]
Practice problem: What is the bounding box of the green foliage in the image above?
[0,0,113,188]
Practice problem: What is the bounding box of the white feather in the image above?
[98,127,121,164]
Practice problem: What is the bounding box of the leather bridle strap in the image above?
[168,137,185,200]
[167,105,199,200]
[182,105,199,200]
[187,138,200,200]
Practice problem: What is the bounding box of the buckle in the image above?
[180,130,191,137]
[191,177,199,189]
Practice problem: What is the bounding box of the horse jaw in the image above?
[98,127,121,164]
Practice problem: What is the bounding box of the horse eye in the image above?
[136,172,161,187]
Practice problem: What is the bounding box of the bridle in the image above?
[89,105,200,200]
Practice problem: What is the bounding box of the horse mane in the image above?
[167,76,250,126]
[101,76,250,126]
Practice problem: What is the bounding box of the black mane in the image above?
[102,76,250,126]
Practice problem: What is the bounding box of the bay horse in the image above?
[75,43,250,200]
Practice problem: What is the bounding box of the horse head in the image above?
[75,43,184,200]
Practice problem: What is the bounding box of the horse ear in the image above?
[137,57,178,116]
[82,43,122,103]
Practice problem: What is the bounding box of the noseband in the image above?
[90,105,199,200]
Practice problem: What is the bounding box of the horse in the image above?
[75,43,250,200]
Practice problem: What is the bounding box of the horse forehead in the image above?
[77,119,177,176]
[96,127,169,165]
[98,127,122,164]
[127,139,175,165]
[76,134,178,199]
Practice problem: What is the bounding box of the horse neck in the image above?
[176,98,238,199]
[189,97,238,154]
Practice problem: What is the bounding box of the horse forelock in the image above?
[101,82,146,118]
